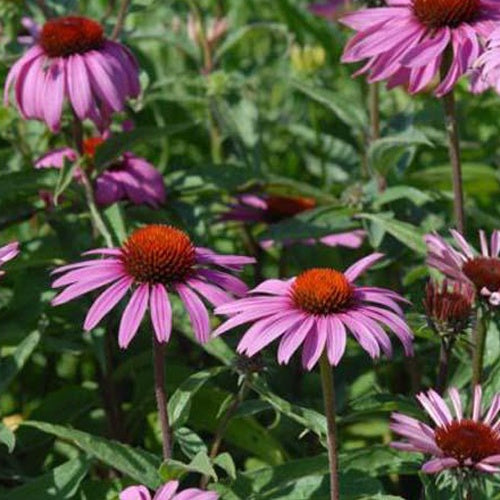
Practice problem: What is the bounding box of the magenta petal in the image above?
[176,284,211,343]
[422,458,458,474]
[84,276,133,330]
[43,59,65,132]
[325,316,347,366]
[150,284,172,343]
[118,284,149,348]
[120,485,152,500]
[67,54,92,119]
[152,480,178,500]
[344,253,384,282]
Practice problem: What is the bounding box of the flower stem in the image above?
[436,340,453,395]
[200,378,249,488]
[319,352,339,500]
[441,90,465,234]
[72,115,114,248]
[111,0,131,40]
[369,82,380,142]
[153,337,172,460]
[472,309,487,388]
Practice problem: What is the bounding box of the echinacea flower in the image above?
[423,279,474,337]
[341,0,500,96]
[221,194,365,250]
[472,27,500,94]
[51,225,254,348]
[391,386,500,473]
[4,16,140,131]
[120,480,218,500]
[0,242,19,278]
[35,136,166,208]
[214,253,413,370]
[425,230,500,306]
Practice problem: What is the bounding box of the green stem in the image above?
[200,378,249,488]
[319,352,339,500]
[111,0,131,40]
[369,82,380,142]
[436,339,453,395]
[441,89,465,234]
[153,337,172,460]
[472,309,487,388]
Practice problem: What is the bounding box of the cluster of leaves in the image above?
[2,0,500,499]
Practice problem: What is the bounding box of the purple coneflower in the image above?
[0,242,20,278]
[391,386,500,474]
[51,224,254,348]
[120,480,218,500]
[341,0,500,96]
[215,252,412,499]
[472,27,500,93]
[426,230,500,306]
[36,136,166,208]
[214,253,413,370]
[4,16,140,131]
[222,194,365,250]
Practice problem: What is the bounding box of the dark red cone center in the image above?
[462,257,500,292]
[413,0,480,28]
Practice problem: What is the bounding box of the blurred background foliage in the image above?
[2,0,500,498]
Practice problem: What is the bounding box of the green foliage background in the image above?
[2,0,500,498]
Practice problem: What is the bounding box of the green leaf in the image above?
[189,450,217,480]
[358,213,427,254]
[103,203,127,244]
[292,80,367,131]
[373,186,432,209]
[168,366,229,428]
[0,331,40,394]
[250,378,326,438]
[22,421,161,489]
[94,124,198,168]
[4,457,89,500]
[213,452,236,480]
[368,130,432,175]
[159,451,217,482]
[0,422,15,453]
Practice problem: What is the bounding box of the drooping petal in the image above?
[118,284,149,348]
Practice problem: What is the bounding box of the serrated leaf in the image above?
[22,421,161,489]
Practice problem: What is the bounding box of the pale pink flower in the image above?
[51,225,254,348]
[341,0,500,96]
[4,16,140,132]
[472,27,500,93]
[0,242,20,278]
[120,480,218,500]
[35,137,166,208]
[214,254,413,370]
[425,230,500,306]
[221,194,366,249]
[391,386,500,474]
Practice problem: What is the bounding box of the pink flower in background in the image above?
[187,14,229,48]
[221,194,366,249]
[51,225,254,348]
[120,480,218,500]
[17,17,41,46]
[472,27,500,93]
[35,137,166,208]
[4,16,140,131]
[309,0,347,20]
[341,0,500,96]
[214,253,413,370]
[391,386,500,473]
[0,242,20,278]
[425,230,500,306]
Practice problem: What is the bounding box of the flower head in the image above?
[221,193,365,249]
[120,480,218,500]
[426,230,500,306]
[391,386,500,474]
[4,16,140,131]
[214,253,413,370]
[51,224,254,348]
[35,136,166,208]
[0,242,20,278]
[341,0,500,96]
[424,279,474,338]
